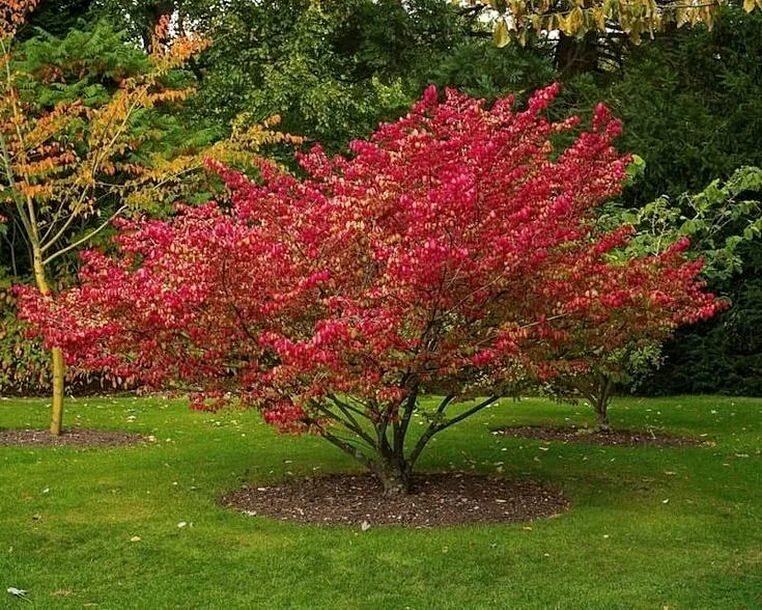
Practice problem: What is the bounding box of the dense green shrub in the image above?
[567,8,762,205]
[561,10,762,395]
[646,242,762,396]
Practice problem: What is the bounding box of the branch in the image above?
[0,42,40,247]
[310,400,378,450]
[457,3,489,16]
[42,205,126,266]
[316,425,378,474]
[0,135,34,242]
[440,396,501,433]
[393,383,419,458]
[39,195,89,253]
[327,394,368,418]
[407,395,500,470]
[327,394,372,424]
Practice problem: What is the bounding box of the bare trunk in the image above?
[32,253,65,436]
[140,0,176,52]
[49,347,65,435]
[377,463,413,496]
[595,399,610,432]
[593,374,613,433]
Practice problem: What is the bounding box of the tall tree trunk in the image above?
[32,252,64,436]
[139,0,176,52]
[594,397,609,432]
[555,32,600,76]
[49,348,65,435]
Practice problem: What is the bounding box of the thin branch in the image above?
[42,205,126,266]
[1,41,42,248]
[310,400,378,450]
[39,195,88,252]
[317,425,378,474]
[407,396,500,470]
[327,394,372,422]
[439,396,501,433]
[393,383,419,458]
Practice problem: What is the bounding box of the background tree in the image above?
[561,7,762,205]
[620,166,762,279]
[182,0,477,151]
[475,0,762,74]
[20,0,96,38]
[551,166,762,428]
[628,167,762,395]
[551,7,762,396]
[21,87,722,492]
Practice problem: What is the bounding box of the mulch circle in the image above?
[493,425,711,447]
[222,472,569,527]
[0,428,144,447]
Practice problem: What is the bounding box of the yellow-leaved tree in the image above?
[483,0,762,43]
[0,1,299,435]
[470,0,761,71]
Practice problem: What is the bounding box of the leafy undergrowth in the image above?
[0,395,760,609]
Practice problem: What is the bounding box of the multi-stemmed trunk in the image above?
[376,456,414,496]
[314,391,500,496]
[594,396,610,432]
[574,372,614,433]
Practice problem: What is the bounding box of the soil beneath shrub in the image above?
[0,428,144,447]
[494,425,710,447]
[222,473,569,527]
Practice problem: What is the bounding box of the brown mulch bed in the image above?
[494,425,711,447]
[222,473,569,527]
[0,428,144,447]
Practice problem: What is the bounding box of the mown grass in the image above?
[0,394,760,609]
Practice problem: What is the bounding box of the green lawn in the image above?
[0,395,760,609]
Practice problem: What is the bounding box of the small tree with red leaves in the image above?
[19,85,723,494]
[542,237,722,433]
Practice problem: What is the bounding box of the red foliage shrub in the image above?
[18,85,723,490]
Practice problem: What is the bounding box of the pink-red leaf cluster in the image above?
[18,85,724,430]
